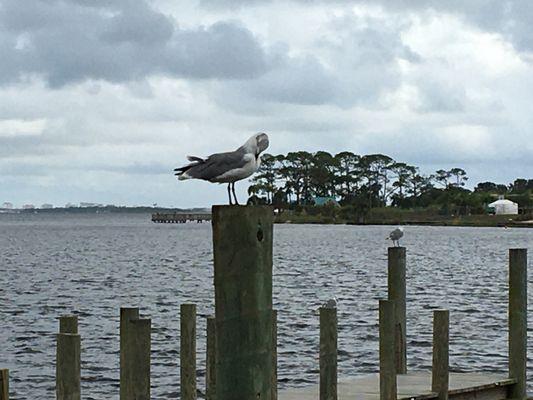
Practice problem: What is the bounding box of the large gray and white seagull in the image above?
[174,133,270,205]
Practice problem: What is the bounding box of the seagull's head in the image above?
[255,132,269,155]
[242,132,269,156]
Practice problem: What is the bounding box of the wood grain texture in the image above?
[212,205,273,400]
[388,247,407,374]
[56,333,81,400]
[279,372,515,400]
[509,248,527,400]
[0,369,8,400]
[380,300,397,400]
[432,310,449,400]
[181,304,197,400]
[320,307,337,400]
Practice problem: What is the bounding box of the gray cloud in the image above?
[199,0,533,53]
[215,18,417,110]
[0,0,271,86]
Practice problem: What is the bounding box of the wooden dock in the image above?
[151,212,211,223]
[279,372,516,400]
[0,206,529,400]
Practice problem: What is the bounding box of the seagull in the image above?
[387,227,404,247]
[174,133,270,205]
[323,297,337,309]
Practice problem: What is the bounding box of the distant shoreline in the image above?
[274,211,533,228]
[1,207,532,228]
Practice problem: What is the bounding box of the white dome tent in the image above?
[488,196,518,215]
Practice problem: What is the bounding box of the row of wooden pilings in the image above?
[0,206,529,399]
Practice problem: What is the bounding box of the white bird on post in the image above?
[387,227,404,247]
[174,133,270,205]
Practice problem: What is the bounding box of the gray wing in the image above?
[181,150,248,181]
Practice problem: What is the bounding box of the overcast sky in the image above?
[1,0,532,208]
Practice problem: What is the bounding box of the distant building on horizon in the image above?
[80,202,103,208]
[1,202,13,209]
[23,204,35,210]
[65,203,77,208]
[41,204,54,209]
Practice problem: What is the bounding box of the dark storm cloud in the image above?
[0,0,271,86]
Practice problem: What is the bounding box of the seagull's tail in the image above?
[174,156,205,181]
[187,155,204,163]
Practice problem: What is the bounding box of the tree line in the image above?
[248,151,533,214]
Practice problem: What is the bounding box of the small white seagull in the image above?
[387,227,404,247]
[174,133,269,205]
[323,297,338,309]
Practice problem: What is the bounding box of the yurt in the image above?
[488,197,518,215]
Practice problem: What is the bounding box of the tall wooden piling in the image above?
[132,318,151,399]
[509,248,527,400]
[272,309,278,400]
[180,304,197,400]
[0,369,8,400]
[56,333,81,400]
[59,315,78,334]
[320,306,337,400]
[432,310,449,400]
[379,299,397,400]
[206,316,216,400]
[120,308,150,400]
[388,247,407,374]
[120,307,139,400]
[212,205,273,400]
[121,307,152,400]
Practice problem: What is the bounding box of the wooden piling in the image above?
[56,333,81,400]
[120,307,139,400]
[59,315,78,334]
[131,318,151,400]
[206,316,216,400]
[181,304,197,400]
[432,310,449,400]
[120,308,150,400]
[320,306,337,400]
[212,205,273,400]
[379,299,397,400]
[272,309,278,400]
[388,247,407,374]
[0,369,8,400]
[509,248,527,400]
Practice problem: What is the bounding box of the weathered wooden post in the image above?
[379,299,397,400]
[181,304,197,400]
[120,307,139,400]
[272,309,278,400]
[320,305,337,400]
[388,247,407,374]
[206,316,216,400]
[0,369,8,400]
[59,315,78,334]
[432,310,449,400]
[120,308,151,400]
[56,333,81,400]
[213,205,273,400]
[509,248,527,400]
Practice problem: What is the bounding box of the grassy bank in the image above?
[274,207,533,227]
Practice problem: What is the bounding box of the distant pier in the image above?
[151,212,211,223]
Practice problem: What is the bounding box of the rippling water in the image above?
[0,213,532,399]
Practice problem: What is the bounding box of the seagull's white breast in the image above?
[215,153,259,183]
